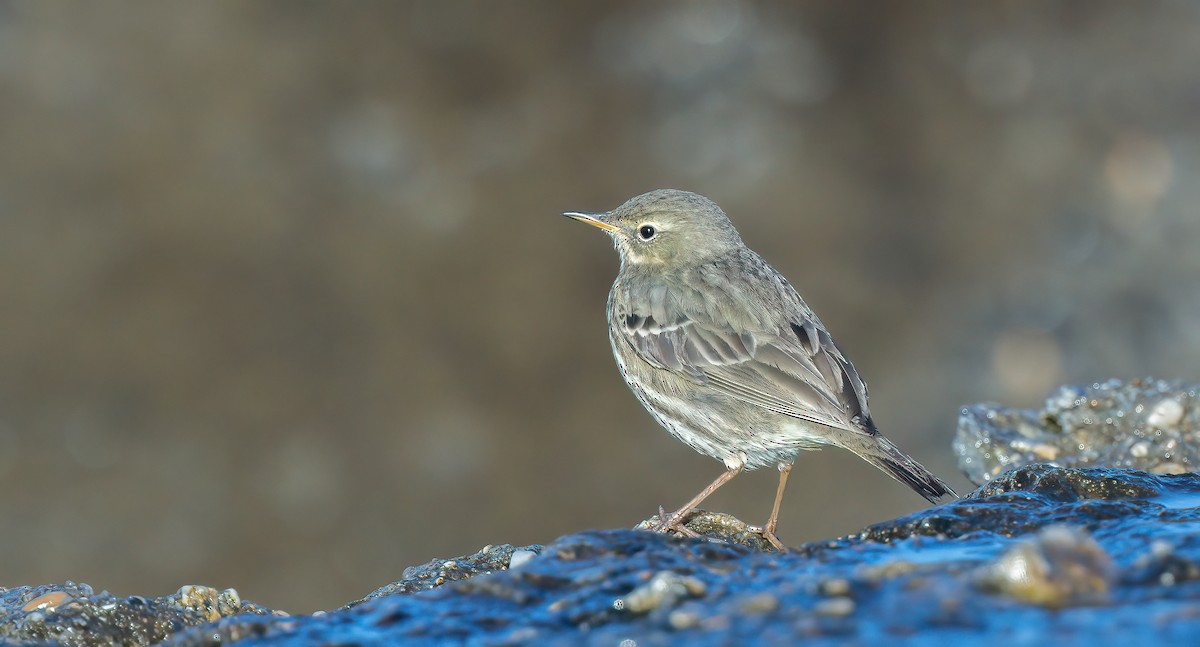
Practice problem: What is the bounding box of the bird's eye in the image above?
[638,225,657,240]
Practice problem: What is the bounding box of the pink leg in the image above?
[654,454,745,532]
[761,461,793,551]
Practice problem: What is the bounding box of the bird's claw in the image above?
[748,524,787,552]
[650,505,700,537]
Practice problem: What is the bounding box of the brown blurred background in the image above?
[2,1,1198,612]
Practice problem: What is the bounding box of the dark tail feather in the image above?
[856,436,957,503]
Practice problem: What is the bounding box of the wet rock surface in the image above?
[0,582,269,646]
[975,524,1116,607]
[9,465,1199,645]
[634,510,778,552]
[955,378,1200,484]
[347,542,543,607]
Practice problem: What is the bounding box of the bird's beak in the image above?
[562,211,622,234]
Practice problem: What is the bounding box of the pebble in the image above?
[619,571,706,614]
[814,597,855,616]
[1147,399,1184,428]
[509,550,538,570]
[21,592,72,613]
[820,578,851,596]
[976,525,1114,607]
[737,593,779,614]
[668,609,701,629]
[1032,443,1061,460]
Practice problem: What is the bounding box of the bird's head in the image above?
[564,189,744,268]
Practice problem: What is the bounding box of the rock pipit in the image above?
[565,189,955,550]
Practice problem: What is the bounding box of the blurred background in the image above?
[2,0,1199,612]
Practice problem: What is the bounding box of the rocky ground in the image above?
[5,379,1200,645]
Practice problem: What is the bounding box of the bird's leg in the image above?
[654,469,740,533]
[658,505,699,537]
[761,461,793,551]
[654,453,745,534]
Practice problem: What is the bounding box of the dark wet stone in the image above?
[0,582,268,647]
[853,464,1200,544]
[975,464,1168,500]
[153,466,1200,645]
[955,378,1200,484]
[633,510,776,551]
[975,525,1116,607]
[347,542,542,606]
[14,466,1200,644]
[1123,540,1200,587]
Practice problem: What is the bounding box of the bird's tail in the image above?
[843,434,957,503]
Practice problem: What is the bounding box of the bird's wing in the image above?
[616,301,872,433]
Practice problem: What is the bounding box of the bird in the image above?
[563,189,956,550]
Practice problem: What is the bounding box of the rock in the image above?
[813,596,855,617]
[508,549,538,570]
[633,510,777,551]
[9,465,1200,644]
[975,525,1115,607]
[1124,540,1200,588]
[0,582,268,646]
[155,465,1200,644]
[955,377,1200,484]
[616,571,707,614]
[348,542,543,606]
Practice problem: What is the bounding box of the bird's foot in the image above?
[762,529,786,552]
[650,505,700,537]
[748,524,787,552]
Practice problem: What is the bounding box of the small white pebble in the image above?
[820,578,851,596]
[509,550,537,570]
[1147,399,1185,428]
[621,571,706,613]
[815,597,855,616]
[668,609,701,629]
[1032,443,1061,460]
[1150,540,1174,557]
[219,588,241,606]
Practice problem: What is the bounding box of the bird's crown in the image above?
[565,189,744,267]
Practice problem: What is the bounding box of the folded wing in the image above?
[618,306,874,434]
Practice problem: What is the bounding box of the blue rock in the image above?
[155,465,1200,645]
